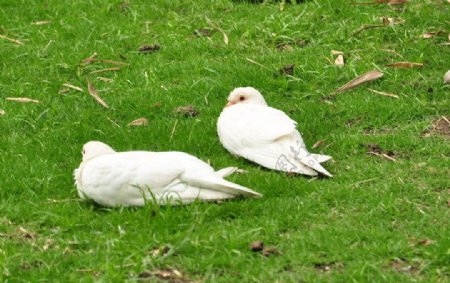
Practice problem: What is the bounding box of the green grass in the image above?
[1,0,449,281]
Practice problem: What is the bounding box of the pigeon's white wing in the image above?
[218,104,333,177]
[181,173,261,198]
[218,104,298,151]
[76,152,186,206]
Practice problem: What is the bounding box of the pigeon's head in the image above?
[81,141,115,162]
[225,87,267,107]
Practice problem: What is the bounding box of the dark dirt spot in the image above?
[250,240,264,252]
[21,260,43,270]
[262,246,280,257]
[138,44,160,53]
[118,1,131,12]
[149,245,172,257]
[416,239,435,246]
[314,262,341,272]
[389,259,420,274]
[138,268,192,283]
[137,271,152,278]
[276,39,308,51]
[362,143,396,158]
[194,28,214,37]
[276,43,294,51]
[344,117,362,127]
[422,116,450,138]
[321,95,335,103]
[280,64,295,76]
[174,105,200,117]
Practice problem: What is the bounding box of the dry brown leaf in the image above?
[386,62,423,68]
[421,31,445,39]
[31,20,50,25]
[90,67,121,74]
[333,70,384,94]
[334,55,344,67]
[0,34,24,45]
[387,0,407,5]
[444,70,450,84]
[127,118,148,126]
[63,83,83,92]
[312,140,325,149]
[368,88,399,99]
[6,97,40,103]
[96,77,114,82]
[416,239,435,246]
[87,80,109,108]
[331,50,344,55]
[351,0,406,5]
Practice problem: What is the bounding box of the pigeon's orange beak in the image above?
[225,101,236,108]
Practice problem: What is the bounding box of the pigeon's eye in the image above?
[82,150,85,155]
[239,96,245,101]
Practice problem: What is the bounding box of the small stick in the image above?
[368,88,399,99]
[245,58,270,70]
[0,34,24,45]
[90,67,120,74]
[170,120,178,141]
[351,177,378,187]
[368,151,397,162]
[63,83,83,92]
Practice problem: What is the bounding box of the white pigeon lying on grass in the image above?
[217,87,333,177]
[74,141,261,207]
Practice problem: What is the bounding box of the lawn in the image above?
[0,0,449,282]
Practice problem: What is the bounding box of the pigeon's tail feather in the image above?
[215,167,238,178]
[311,154,332,164]
[299,155,333,177]
[182,175,262,198]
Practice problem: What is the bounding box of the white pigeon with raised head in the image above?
[217,87,333,177]
[74,141,261,207]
